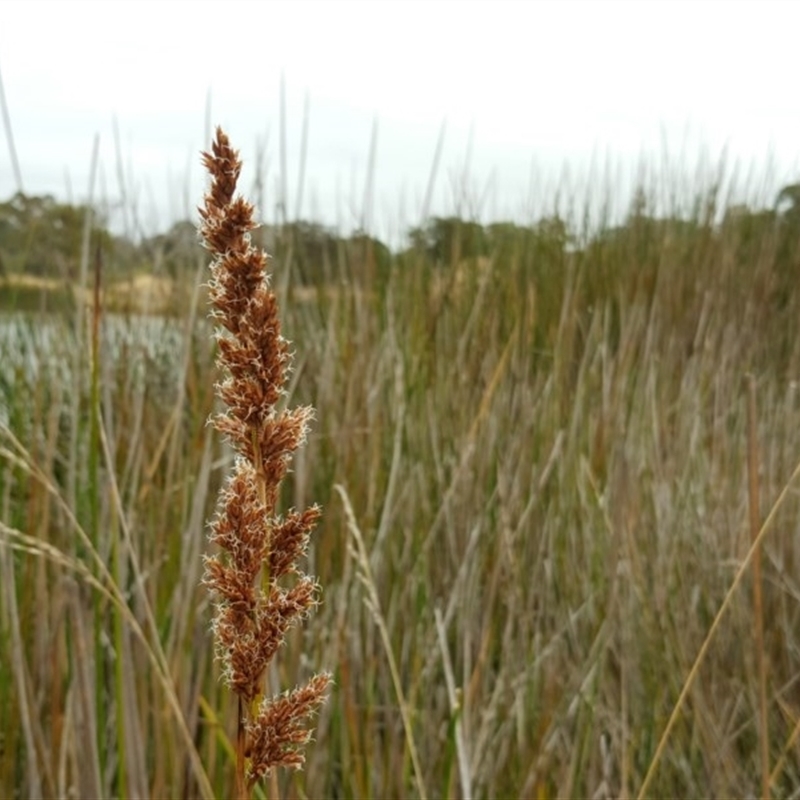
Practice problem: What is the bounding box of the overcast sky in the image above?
[1,0,799,242]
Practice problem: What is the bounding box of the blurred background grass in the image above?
[1,157,800,799]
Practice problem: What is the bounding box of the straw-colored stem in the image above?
[236,697,247,800]
[747,374,769,800]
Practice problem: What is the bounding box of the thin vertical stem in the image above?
[236,697,248,800]
[252,436,281,800]
[747,374,769,800]
[0,59,23,194]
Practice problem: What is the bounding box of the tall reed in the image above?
[198,127,329,798]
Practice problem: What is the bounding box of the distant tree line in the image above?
[1,184,798,288]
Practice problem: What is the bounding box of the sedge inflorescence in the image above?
[199,127,329,788]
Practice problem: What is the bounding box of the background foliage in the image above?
[1,172,800,798]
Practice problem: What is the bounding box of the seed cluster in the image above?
[199,128,329,787]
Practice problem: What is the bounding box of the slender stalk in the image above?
[236,697,247,800]
[337,483,428,800]
[747,374,769,800]
[0,59,23,194]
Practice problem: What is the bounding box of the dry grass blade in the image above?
[434,606,472,800]
[746,374,770,800]
[0,59,23,193]
[336,482,429,800]
[637,455,800,798]
[0,539,42,798]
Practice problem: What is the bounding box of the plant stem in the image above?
[237,696,248,800]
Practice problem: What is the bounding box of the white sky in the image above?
[1,0,799,243]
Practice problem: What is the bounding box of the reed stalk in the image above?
[746,375,769,800]
[199,127,330,799]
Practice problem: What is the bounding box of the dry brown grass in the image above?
[2,141,800,799]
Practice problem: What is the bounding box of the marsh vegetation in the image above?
[1,160,800,798]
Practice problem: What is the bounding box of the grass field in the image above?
[2,156,800,799]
